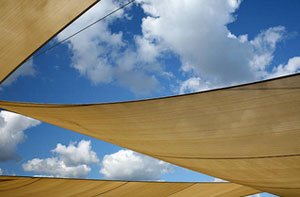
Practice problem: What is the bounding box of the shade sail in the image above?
[0,74,300,196]
[0,0,99,84]
[0,176,260,197]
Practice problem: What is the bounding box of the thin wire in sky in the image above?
[28,0,136,62]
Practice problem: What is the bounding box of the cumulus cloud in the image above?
[23,140,99,178]
[179,77,211,94]
[57,1,124,84]
[57,1,162,96]
[23,158,91,178]
[267,56,300,78]
[57,0,298,95]
[136,0,298,93]
[100,150,173,181]
[138,0,254,85]
[52,140,99,166]
[250,26,286,77]
[0,110,40,162]
[0,60,35,90]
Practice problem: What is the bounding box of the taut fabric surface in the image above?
[0,0,99,83]
[0,1,266,196]
[0,176,260,197]
[1,74,300,196]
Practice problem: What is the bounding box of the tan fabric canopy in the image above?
[1,74,300,196]
[0,0,99,84]
[0,0,299,196]
[0,176,260,197]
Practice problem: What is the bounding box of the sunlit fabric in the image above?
[0,0,99,83]
[0,176,259,197]
[0,74,299,196]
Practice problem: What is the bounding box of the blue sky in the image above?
[1,0,300,196]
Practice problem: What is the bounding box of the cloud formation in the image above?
[57,0,299,95]
[57,1,161,96]
[179,77,210,94]
[139,0,253,84]
[100,150,173,181]
[52,140,99,166]
[268,56,300,78]
[0,110,40,162]
[23,158,91,178]
[137,0,298,93]
[23,140,99,178]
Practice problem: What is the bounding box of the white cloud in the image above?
[0,168,2,175]
[136,0,294,92]
[135,36,162,62]
[138,0,254,85]
[250,26,286,76]
[33,174,54,178]
[57,0,298,95]
[267,56,300,78]
[251,26,285,51]
[23,158,91,178]
[213,177,228,182]
[52,140,99,166]
[23,140,99,178]
[117,71,160,95]
[179,77,211,94]
[100,150,173,181]
[57,1,124,85]
[246,194,262,197]
[0,110,40,162]
[57,1,161,96]
[0,60,35,90]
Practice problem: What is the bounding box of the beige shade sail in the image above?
[0,0,99,84]
[0,176,260,197]
[0,74,300,196]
